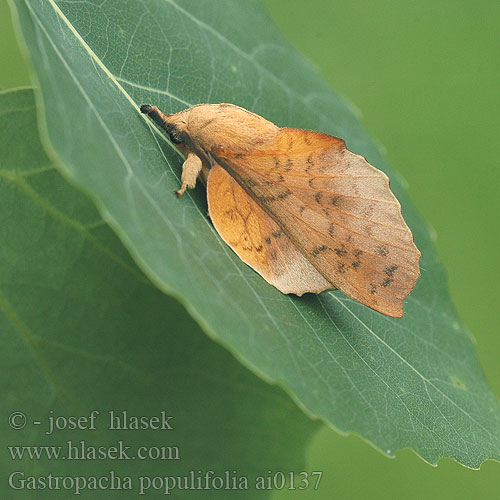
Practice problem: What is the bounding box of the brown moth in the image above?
[141,103,420,317]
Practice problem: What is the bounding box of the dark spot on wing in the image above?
[277,190,291,200]
[256,245,263,252]
[334,245,347,258]
[308,178,314,188]
[304,134,312,146]
[277,174,285,182]
[384,264,398,277]
[305,153,314,172]
[331,196,341,206]
[337,262,346,274]
[377,246,389,257]
[299,205,306,215]
[272,230,282,238]
[315,192,322,204]
[381,277,393,287]
[265,237,271,245]
[370,283,377,294]
[273,157,280,168]
[246,179,258,187]
[284,159,293,171]
[235,153,245,159]
[353,249,363,259]
[351,261,360,269]
[328,223,335,237]
[312,245,327,257]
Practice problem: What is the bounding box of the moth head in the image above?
[164,122,184,145]
[140,104,188,146]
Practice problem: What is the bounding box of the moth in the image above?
[141,103,420,317]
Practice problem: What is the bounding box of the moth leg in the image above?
[176,153,202,197]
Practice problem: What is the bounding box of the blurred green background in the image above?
[2,0,499,497]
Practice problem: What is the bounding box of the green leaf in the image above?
[0,88,318,498]
[10,0,500,468]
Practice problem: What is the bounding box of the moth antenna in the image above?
[140,104,171,129]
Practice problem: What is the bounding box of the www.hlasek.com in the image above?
[8,470,323,495]
[8,440,179,461]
